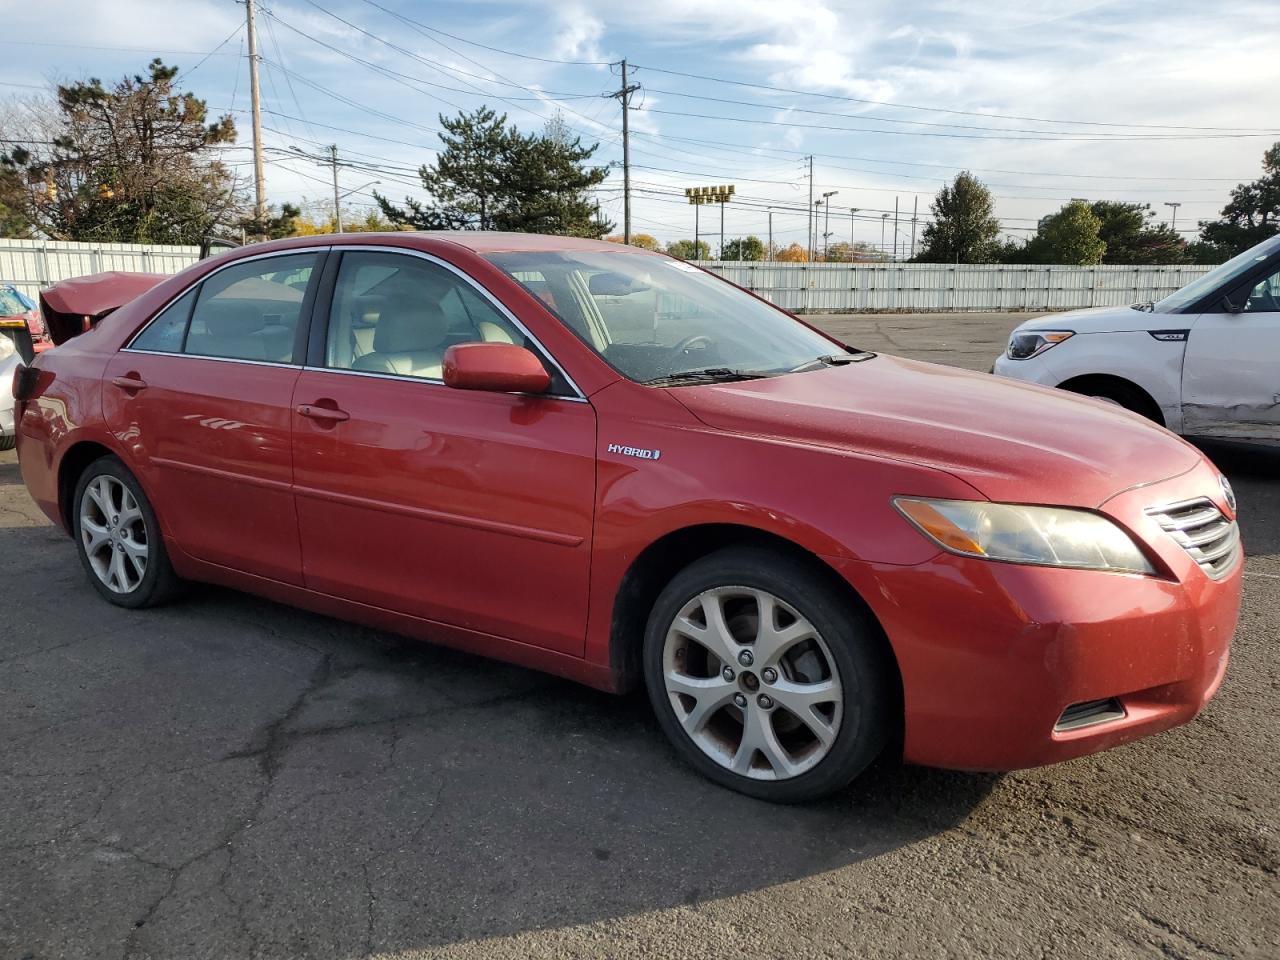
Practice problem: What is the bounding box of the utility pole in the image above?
[1165,201,1181,233]
[910,196,918,259]
[694,203,700,259]
[880,213,888,255]
[893,196,900,261]
[611,60,641,244]
[330,144,342,233]
[245,0,266,235]
[807,155,814,261]
[768,209,773,261]
[850,209,858,256]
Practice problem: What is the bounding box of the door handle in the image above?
[111,375,148,392]
[296,403,349,423]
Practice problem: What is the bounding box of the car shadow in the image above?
[0,504,1000,955]
[1190,437,1280,556]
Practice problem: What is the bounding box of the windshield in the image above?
[1155,235,1280,312]
[0,285,34,316]
[483,251,843,384]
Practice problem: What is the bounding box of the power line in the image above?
[639,107,1280,142]
[640,86,1276,138]
[629,62,1278,133]
[354,0,611,66]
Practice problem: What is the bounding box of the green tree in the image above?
[0,59,240,243]
[916,172,1001,263]
[823,241,883,262]
[1197,142,1280,256]
[1090,201,1185,264]
[722,235,765,261]
[378,106,612,237]
[1024,201,1107,264]
[665,238,710,260]
[497,126,611,237]
[378,106,514,230]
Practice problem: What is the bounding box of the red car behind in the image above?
[11,233,1240,801]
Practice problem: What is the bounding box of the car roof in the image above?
[238,231,655,257]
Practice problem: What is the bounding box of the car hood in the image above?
[671,355,1202,507]
[1014,303,1184,335]
[40,271,168,345]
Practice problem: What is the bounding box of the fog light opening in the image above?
[1054,698,1126,733]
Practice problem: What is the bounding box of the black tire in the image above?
[72,455,182,609]
[642,545,895,803]
[0,434,14,451]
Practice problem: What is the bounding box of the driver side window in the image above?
[325,251,526,380]
[1243,268,1280,313]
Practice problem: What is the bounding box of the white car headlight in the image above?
[0,334,16,360]
[1007,330,1073,360]
[894,497,1155,575]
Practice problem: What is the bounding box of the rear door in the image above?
[289,248,596,656]
[103,251,324,584]
[1182,263,1280,440]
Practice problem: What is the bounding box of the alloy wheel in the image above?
[79,475,148,594]
[662,586,843,780]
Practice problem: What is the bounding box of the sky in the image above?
[1,0,1279,255]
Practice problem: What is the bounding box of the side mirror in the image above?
[443,343,551,394]
[1221,292,1247,314]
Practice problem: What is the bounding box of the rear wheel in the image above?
[72,456,181,608]
[643,546,894,803]
[0,435,14,451]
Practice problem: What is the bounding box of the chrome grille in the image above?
[1145,498,1240,580]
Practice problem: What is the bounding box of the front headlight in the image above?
[1007,330,1073,360]
[894,497,1155,575]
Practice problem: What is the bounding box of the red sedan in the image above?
[11,233,1240,801]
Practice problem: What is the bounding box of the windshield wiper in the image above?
[1131,299,1155,312]
[643,367,774,386]
[789,351,878,373]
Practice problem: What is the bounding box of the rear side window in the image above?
[131,288,196,353]
[186,253,318,363]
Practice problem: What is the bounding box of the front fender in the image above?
[996,331,1185,432]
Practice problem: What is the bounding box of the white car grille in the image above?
[1145,498,1240,580]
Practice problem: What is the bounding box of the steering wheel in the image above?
[673,334,714,355]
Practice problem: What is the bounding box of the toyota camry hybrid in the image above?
[11,232,1241,802]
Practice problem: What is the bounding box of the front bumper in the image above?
[0,352,18,441]
[833,459,1240,771]
[992,351,1059,385]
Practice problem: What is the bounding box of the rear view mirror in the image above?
[1221,293,1247,314]
[588,272,650,296]
[443,343,551,394]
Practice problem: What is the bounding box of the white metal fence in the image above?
[0,239,200,301]
[694,261,1213,313]
[0,239,1213,314]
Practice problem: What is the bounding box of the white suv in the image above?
[994,235,1280,442]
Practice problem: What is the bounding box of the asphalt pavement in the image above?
[1,312,1276,959]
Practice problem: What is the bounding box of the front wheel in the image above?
[72,456,181,608]
[643,546,895,803]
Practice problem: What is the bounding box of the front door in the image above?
[103,251,324,583]
[290,249,596,656]
[1182,263,1280,441]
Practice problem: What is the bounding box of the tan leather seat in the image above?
[476,320,515,344]
[351,301,448,378]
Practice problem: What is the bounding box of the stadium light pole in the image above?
[820,190,837,260]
